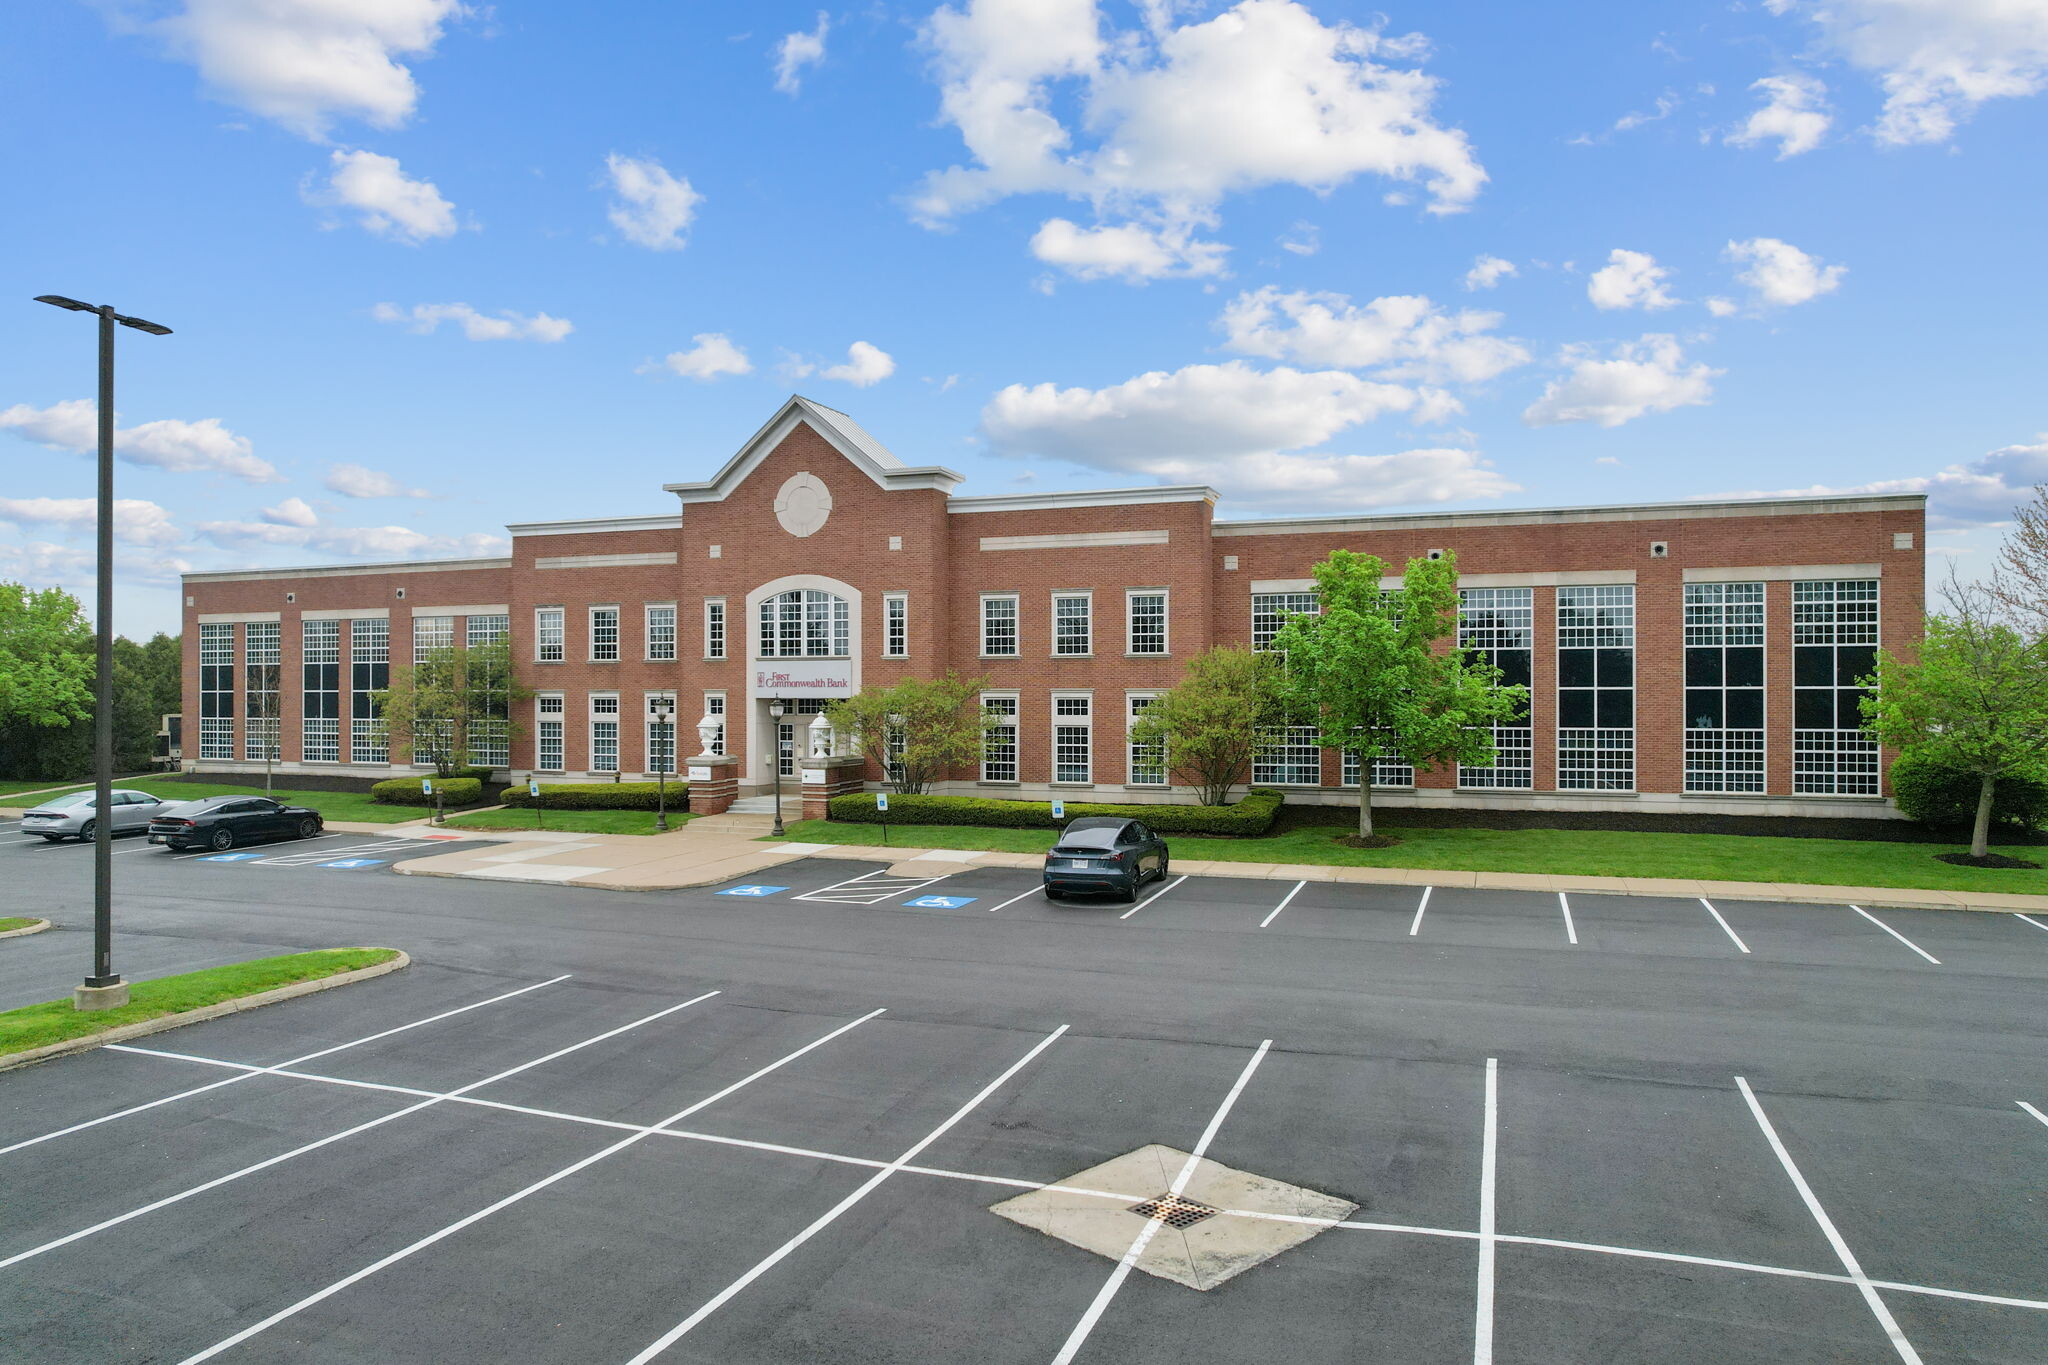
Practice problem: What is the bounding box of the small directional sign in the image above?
[320,858,387,869]
[906,895,977,909]
[201,852,263,862]
[1051,799,1066,820]
[718,884,789,897]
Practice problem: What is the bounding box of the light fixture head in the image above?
[768,699,786,718]
[117,315,173,336]
[34,294,94,312]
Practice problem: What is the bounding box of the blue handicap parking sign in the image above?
[200,852,263,862]
[320,859,387,869]
[905,895,977,909]
[718,884,789,897]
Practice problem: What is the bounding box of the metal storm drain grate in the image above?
[1129,1193,1220,1229]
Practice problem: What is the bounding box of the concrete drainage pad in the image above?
[989,1143,1357,1291]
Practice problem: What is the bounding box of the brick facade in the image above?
[181,396,1926,818]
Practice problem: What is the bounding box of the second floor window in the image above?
[884,593,908,658]
[705,599,726,659]
[982,595,1018,656]
[759,589,849,657]
[646,605,677,660]
[1054,594,1091,655]
[1128,592,1167,655]
[591,606,620,661]
[537,608,564,662]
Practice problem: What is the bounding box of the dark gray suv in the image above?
[1042,817,1169,901]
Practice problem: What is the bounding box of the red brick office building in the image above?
[180,396,1925,817]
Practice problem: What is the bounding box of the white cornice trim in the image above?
[1683,563,1882,582]
[301,607,388,621]
[182,557,510,584]
[662,397,963,503]
[508,515,680,537]
[1251,569,1638,593]
[979,530,1171,551]
[533,551,678,570]
[411,604,508,618]
[196,612,281,624]
[949,485,1218,514]
[1212,493,1926,537]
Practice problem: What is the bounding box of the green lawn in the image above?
[10,777,430,824]
[1,949,400,1059]
[441,808,692,835]
[0,917,40,934]
[771,819,2048,896]
[0,779,87,797]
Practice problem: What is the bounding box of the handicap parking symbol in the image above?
[718,884,789,897]
[905,895,977,909]
[200,852,264,862]
[319,859,387,869]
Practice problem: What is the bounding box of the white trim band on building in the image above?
[182,558,509,584]
[1213,493,1926,537]
[299,607,388,621]
[508,515,682,538]
[533,552,680,570]
[1251,568,1640,594]
[1683,563,1883,582]
[196,612,282,624]
[951,486,1217,515]
[410,604,508,617]
[979,530,1171,552]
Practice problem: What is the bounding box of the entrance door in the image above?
[777,722,797,777]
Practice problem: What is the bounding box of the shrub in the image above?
[370,776,483,807]
[1890,750,2048,833]
[825,788,1284,837]
[501,781,686,812]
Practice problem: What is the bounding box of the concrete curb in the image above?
[0,918,52,940]
[0,949,410,1074]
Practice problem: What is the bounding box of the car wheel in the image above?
[1121,877,1140,902]
[78,820,94,841]
[297,817,321,839]
[208,827,235,851]
[1156,858,1169,881]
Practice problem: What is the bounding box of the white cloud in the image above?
[371,302,572,342]
[1730,435,2048,528]
[1770,0,2048,145]
[648,333,754,381]
[1029,217,1228,281]
[1727,73,1832,158]
[1217,287,1529,385]
[261,496,319,527]
[1724,236,1846,308]
[914,0,1485,271]
[323,463,430,499]
[0,496,182,546]
[821,341,897,387]
[1587,248,1679,311]
[1705,296,1739,317]
[0,540,191,587]
[153,0,462,139]
[1279,222,1320,256]
[1522,334,1719,428]
[1464,254,1516,290]
[774,12,830,94]
[195,517,507,560]
[1612,91,1679,132]
[310,149,458,243]
[0,398,279,483]
[603,153,701,252]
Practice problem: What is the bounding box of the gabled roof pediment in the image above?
[662,396,964,504]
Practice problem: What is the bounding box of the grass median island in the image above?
[16,777,425,824]
[0,949,400,1060]
[0,918,41,934]
[441,808,690,835]
[772,818,2048,896]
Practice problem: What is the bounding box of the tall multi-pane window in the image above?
[981,695,1018,781]
[467,614,511,769]
[1556,585,1635,790]
[1342,747,1415,788]
[704,599,726,659]
[1252,592,1319,650]
[1053,694,1092,783]
[1127,695,1166,785]
[704,692,726,755]
[591,606,620,662]
[350,618,390,763]
[1793,579,1880,795]
[413,615,453,664]
[1457,588,1534,789]
[645,692,677,774]
[536,607,565,662]
[406,616,456,765]
[590,693,620,772]
[199,622,235,759]
[536,694,564,771]
[883,593,908,658]
[1053,594,1092,655]
[1253,725,1322,785]
[758,590,850,657]
[1684,583,1766,792]
[982,595,1019,656]
[301,620,341,762]
[243,621,281,762]
[646,604,677,661]
[1127,592,1168,655]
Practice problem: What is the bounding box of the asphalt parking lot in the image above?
[2,817,2046,1364]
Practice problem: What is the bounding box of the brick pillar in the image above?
[685,753,740,815]
[800,754,869,820]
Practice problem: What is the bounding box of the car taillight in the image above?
[162,818,195,826]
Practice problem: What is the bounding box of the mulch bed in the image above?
[1934,852,2043,870]
[1275,803,2048,846]
[1333,833,1404,850]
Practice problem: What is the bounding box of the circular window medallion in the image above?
[774,472,832,538]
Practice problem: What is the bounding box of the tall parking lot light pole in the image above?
[768,699,787,837]
[34,295,173,1012]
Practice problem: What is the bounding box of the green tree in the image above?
[373,638,529,777]
[1861,580,2048,859]
[826,672,995,794]
[0,583,93,729]
[1270,549,1527,838]
[1127,647,1287,806]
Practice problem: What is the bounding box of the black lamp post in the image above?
[768,698,787,837]
[33,295,173,1012]
[654,697,673,832]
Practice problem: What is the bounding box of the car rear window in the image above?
[1054,828,1121,851]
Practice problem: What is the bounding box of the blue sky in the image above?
[3,0,2044,636]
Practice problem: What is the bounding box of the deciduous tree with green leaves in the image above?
[1861,579,2048,860]
[0,583,93,729]
[1127,647,1287,806]
[373,638,528,778]
[826,672,996,795]
[1270,548,1528,838]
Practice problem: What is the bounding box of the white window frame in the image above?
[1252,591,1319,651]
[645,603,677,662]
[1052,592,1092,657]
[980,692,1019,783]
[981,593,1020,658]
[1126,692,1166,786]
[883,592,909,659]
[536,607,565,663]
[590,605,620,663]
[536,693,565,772]
[704,691,726,756]
[589,692,621,773]
[412,615,453,665]
[704,598,726,660]
[644,691,678,775]
[1126,589,1169,656]
[1052,691,1092,784]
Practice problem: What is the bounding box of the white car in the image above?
[17,789,168,842]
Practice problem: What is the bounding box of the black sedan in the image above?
[1042,817,1169,901]
[148,796,324,852]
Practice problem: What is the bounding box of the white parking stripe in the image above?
[625,1023,1070,1364]
[1736,1076,1924,1364]
[2015,914,2048,936]
[1050,1039,1270,1365]
[794,869,953,905]
[2018,1101,2048,1130]
[1258,880,1306,929]
[1410,886,1432,936]
[1,990,720,1272]
[987,885,1045,913]
[1849,905,1941,964]
[179,1008,888,1365]
[1698,898,1752,954]
[1117,873,1187,920]
[0,974,571,1157]
[1475,1057,1499,1365]
[1558,891,1578,945]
